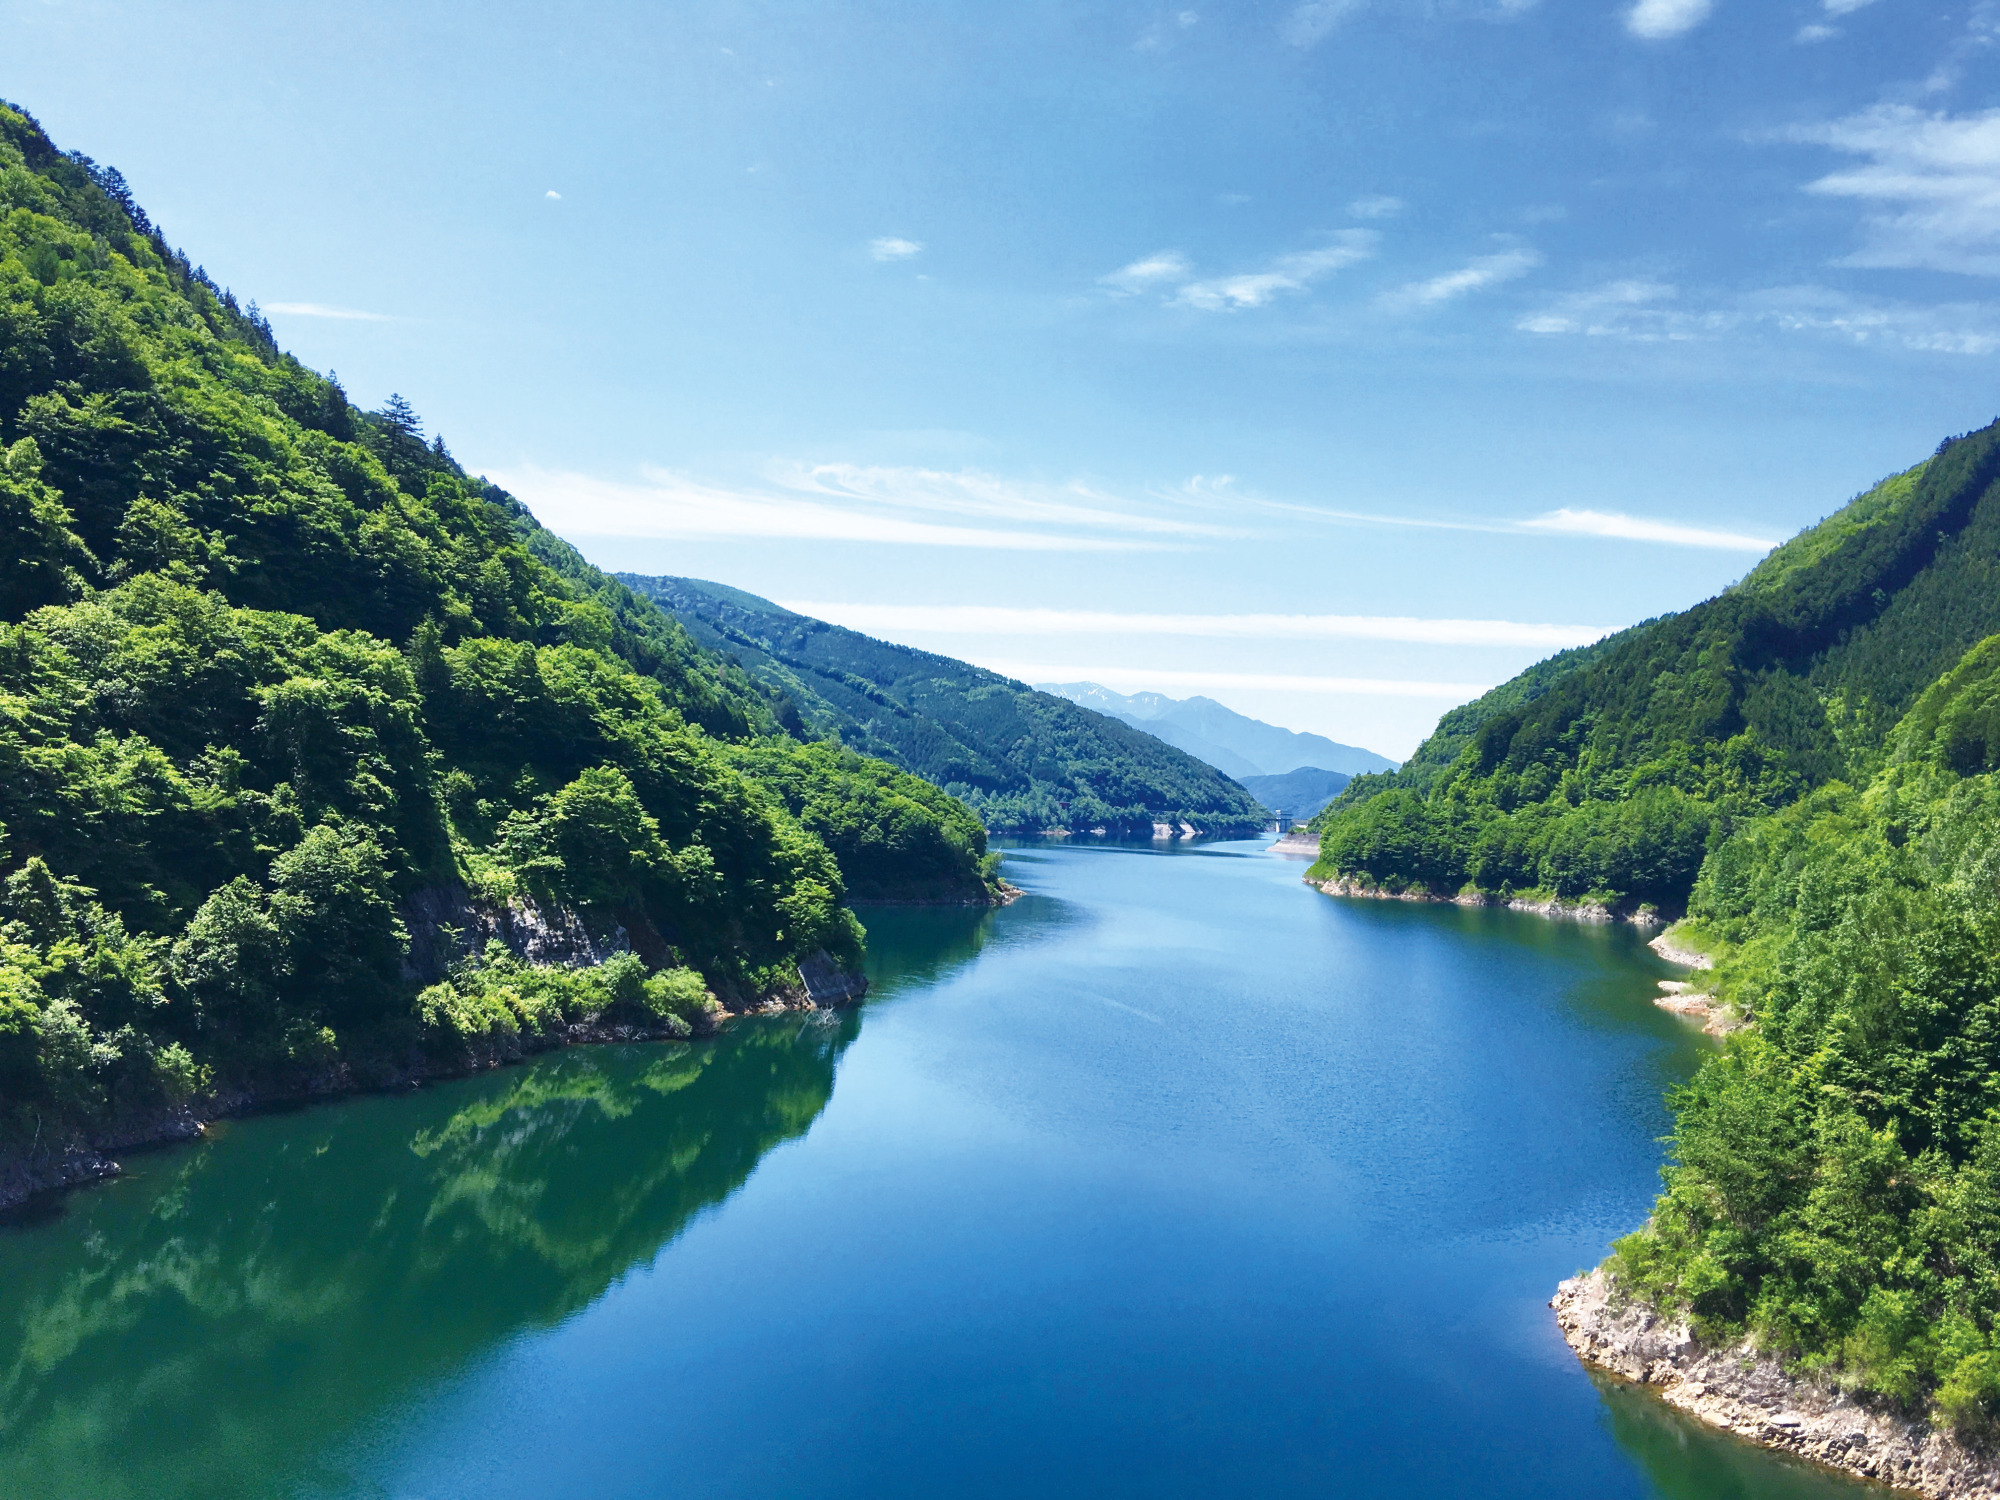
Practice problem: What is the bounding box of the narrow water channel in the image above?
[0,839,1884,1498]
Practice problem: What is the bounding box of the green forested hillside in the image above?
[1311,424,2000,911]
[0,101,995,1149]
[621,575,1266,835]
[1608,631,2000,1426]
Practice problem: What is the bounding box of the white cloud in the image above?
[1626,0,1711,39]
[1796,23,1838,41]
[1787,106,2000,274]
[1100,251,1192,294]
[1004,664,1495,699]
[1383,247,1541,309]
[1823,0,1878,12]
[1521,508,1776,551]
[870,237,924,261]
[545,189,562,200]
[488,461,1247,553]
[1518,278,2000,352]
[263,302,390,321]
[1172,231,1376,310]
[1348,194,1404,219]
[776,602,1611,649]
[770,462,1235,536]
[1281,0,1366,46]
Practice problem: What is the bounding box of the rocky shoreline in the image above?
[1306,875,1666,929]
[1554,1268,2000,1497]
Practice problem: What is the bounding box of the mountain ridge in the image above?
[1035,681,1397,780]
[617,575,1266,836]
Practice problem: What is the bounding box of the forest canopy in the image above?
[0,99,999,1146]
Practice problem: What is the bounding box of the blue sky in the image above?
[8,0,2000,756]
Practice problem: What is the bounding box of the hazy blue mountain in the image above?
[1037,683,1399,779]
[1237,768,1352,821]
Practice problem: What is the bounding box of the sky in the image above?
[7,0,2000,758]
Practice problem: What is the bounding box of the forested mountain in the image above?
[1603,633,2000,1426]
[619,576,1265,835]
[1238,768,1350,821]
[0,101,999,1160]
[1310,422,2000,910]
[1297,414,2000,1429]
[1039,681,1396,780]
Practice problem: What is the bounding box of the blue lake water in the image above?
[0,838,1880,1498]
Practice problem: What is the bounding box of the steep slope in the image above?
[620,576,1265,835]
[1311,422,2000,911]
[1572,629,2000,1450]
[0,101,995,1175]
[1040,682,1397,778]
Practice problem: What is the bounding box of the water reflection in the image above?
[1592,1373,1887,1498]
[0,1018,856,1500]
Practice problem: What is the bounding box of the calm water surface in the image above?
[0,839,1885,1499]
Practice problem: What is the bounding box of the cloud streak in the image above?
[1173,232,1377,310]
[1787,106,2000,275]
[1626,0,1711,39]
[869,237,923,261]
[995,663,1496,699]
[1383,247,1541,309]
[777,602,1611,648]
[1521,508,1777,551]
[264,302,390,321]
[491,466,1172,552]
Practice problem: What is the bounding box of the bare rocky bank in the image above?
[1554,1269,2000,1496]
[1306,875,1666,929]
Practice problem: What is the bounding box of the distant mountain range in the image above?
[1035,683,1399,782]
[1236,767,1351,821]
[619,577,1265,836]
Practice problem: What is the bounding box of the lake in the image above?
[0,838,1882,1499]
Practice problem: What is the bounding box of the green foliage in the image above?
[1610,633,2000,1425]
[622,575,1266,835]
[722,739,1005,901]
[0,98,983,1145]
[1313,423,2000,913]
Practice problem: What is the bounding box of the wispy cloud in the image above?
[1383,247,1541,309]
[776,602,1611,649]
[870,237,924,262]
[488,462,1241,553]
[1348,195,1404,219]
[1280,0,1366,46]
[769,463,1236,537]
[1515,279,1701,337]
[1786,106,2000,275]
[1172,232,1377,310]
[1006,664,1495,699]
[1626,0,1711,39]
[264,302,390,321]
[1823,0,1879,12]
[1100,251,1193,294]
[1796,23,1838,42]
[1521,508,1776,552]
[1518,277,2000,353]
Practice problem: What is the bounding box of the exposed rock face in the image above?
[1554,1269,2000,1497]
[1650,930,1717,969]
[399,883,631,984]
[797,950,868,1007]
[1307,877,1664,928]
[1268,831,1320,856]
